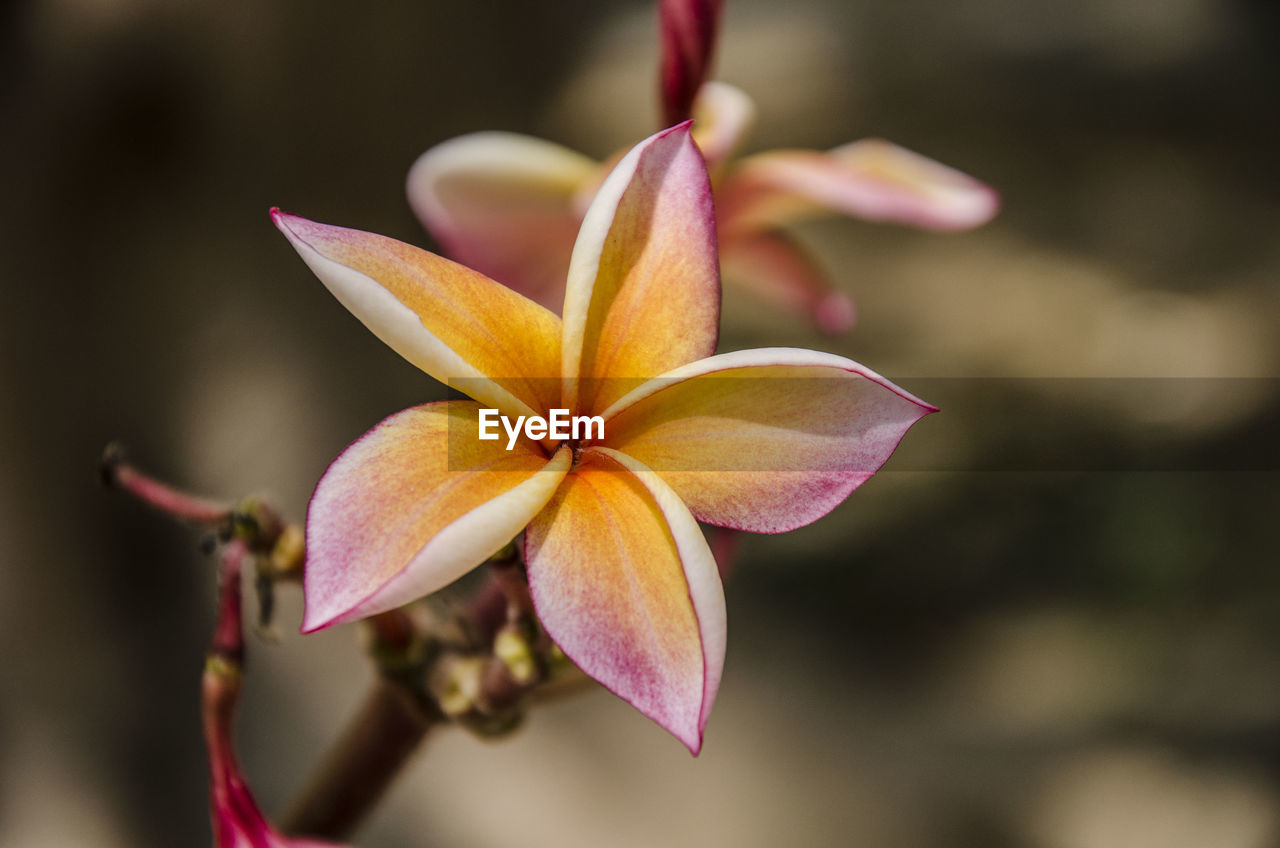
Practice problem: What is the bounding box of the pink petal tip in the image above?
[813,292,857,335]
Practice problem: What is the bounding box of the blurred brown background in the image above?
[3,0,1279,845]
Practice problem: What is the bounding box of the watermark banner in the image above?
[443,377,1279,472]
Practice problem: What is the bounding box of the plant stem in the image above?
[278,678,439,841]
[275,556,542,841]
[101,442,232,527]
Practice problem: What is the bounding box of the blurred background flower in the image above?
[3,0,1278,846]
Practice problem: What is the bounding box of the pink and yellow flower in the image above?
[274,124,934,753]
[406,0,998,334]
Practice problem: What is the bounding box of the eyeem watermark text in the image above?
[478,408,604,450]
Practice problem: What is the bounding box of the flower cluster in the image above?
[263,0,988,757]
[274,123,934,752]
[99,4,1003,845]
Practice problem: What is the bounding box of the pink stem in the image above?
[212,539,248,664]
[659,0,724,126]
[102,443,231,527]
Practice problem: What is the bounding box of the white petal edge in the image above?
[559,123,692,410]
[598,346,938,422]
[692,81,757,173]
[273,210,541,422]
[304,445,572,631]
[591,446,727,749]
[406,131,598,236]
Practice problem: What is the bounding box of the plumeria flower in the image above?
[406,0,998,334]
[204,541,348,848]
[274,124,934,753]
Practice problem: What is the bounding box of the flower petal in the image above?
[719,139,1000,234]
[273,210,562,420]
[304,401,570,631]
[659,0,724,126]
[690,81,757,178]
[599,348,936,533]
[720,229,856,334]
[525,447,725,754]
[561,123,720,415]
[405,132,597,311]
